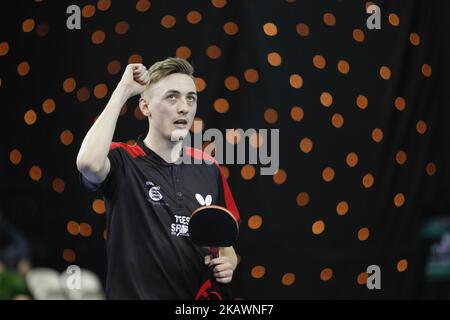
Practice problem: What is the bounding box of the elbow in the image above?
[76,153,102,175]
[76,156,90,174]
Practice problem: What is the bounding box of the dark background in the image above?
[1,0,449,299]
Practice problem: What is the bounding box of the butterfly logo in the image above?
[195,193,212,206]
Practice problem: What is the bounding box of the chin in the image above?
[170,129,189,142]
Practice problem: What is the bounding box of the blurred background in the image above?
[0,0,449,299]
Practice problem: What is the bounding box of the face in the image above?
[141,73,197,142]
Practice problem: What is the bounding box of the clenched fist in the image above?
[117,63,150,99]
[205,255,235,284]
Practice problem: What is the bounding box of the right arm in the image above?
[76,63,149,184]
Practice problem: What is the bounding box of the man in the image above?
[76,57,239,299]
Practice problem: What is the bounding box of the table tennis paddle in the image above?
[189,205,239,300]
[189,205,239,258]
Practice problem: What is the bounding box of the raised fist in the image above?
[117,63,150,98]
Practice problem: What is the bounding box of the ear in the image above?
[139,96,151,117]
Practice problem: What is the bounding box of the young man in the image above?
[76,57,239,299]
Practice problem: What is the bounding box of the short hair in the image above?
[147,57,195,87]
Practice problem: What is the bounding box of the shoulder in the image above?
[184,147,222,176]
[110,142,146,159]
[184,147,218,164]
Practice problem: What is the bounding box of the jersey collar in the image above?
[137,135,184,167]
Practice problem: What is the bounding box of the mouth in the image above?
[173,119,188,128]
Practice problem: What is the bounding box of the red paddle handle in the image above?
[210,246,219,259]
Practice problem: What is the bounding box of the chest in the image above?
[124,162,220,214]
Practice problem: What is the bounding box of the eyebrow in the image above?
[164,90,197,96]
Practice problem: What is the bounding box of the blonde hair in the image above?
[147,57,195,87]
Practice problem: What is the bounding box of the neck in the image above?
[144,128,184,163]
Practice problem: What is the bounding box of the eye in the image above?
[167,95,176,101]
[187,96,197,102]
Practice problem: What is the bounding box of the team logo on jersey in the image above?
[146,181,163,202]
[195,193,212,206]
[171,215,190,237]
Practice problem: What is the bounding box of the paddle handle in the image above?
[208,246,233,300]
[210,246,219,259]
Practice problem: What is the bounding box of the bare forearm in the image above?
[76,63,149,183]
[76,86,129,172]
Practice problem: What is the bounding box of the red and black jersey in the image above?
[81,136,240,300]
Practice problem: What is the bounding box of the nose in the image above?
[177,99,189,114]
